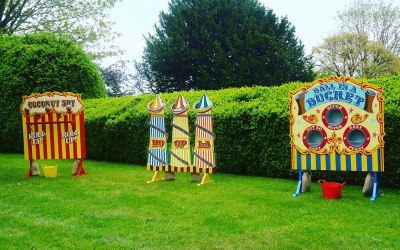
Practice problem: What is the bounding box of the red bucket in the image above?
[318,180,346,199]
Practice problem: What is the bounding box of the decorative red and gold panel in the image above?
[289,76,384,172]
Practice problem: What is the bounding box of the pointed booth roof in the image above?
[147,95,165,113]
[194,94,213,113]
[170,95,189,114]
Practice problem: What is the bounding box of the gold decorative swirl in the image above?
[327,132,342,152]
[292,144,381,156]
[351,113,368,124]
[289,114,295,125]
[302,114,319,124]
[292,146,328,155]
[377,112,384,123]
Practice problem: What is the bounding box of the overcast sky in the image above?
[102,0,355,67]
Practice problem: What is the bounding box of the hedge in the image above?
[82,75,400,188]
[0,33,106,153]
[3,73,399,187]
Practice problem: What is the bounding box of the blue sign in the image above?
[300,82,366,111]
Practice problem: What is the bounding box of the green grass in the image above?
[0,153,399,249]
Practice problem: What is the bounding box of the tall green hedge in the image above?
[83,75,400,188]
[0,33,106,152]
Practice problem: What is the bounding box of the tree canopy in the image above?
[0,32,106,152]
[0,0,121,59]
[313,33,400,78]
[100,60,138,97]
[136,0,314,93]
[336,0,400,56]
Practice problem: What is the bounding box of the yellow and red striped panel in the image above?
[193,150,215,169]
[193,113,215,170]
[22,112,86,160]
[195,116,214,138]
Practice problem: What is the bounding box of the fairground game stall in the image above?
[21,92,87,177]
[147,94,216,185]
[289,76,384,201]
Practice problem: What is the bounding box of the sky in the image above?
[102,0,355,67]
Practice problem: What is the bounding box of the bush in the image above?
[0,33,106,152]
[83,74,400,188]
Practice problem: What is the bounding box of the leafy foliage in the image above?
[100,60,138,97]
[0,32,106,152]
[0,0,121,59]
[336,0,400,56]
[82,75,400,188]
[313,33,400,78]
[136,0,314,93]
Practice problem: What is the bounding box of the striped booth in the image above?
[289,76,384,201]
[147,94,216,185]
[146,95,169,182]
[192,94,216,184]
[21,92,87,177]
[169,95,192,173]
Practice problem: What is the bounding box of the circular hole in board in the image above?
[326,108,344,126]
[347,129,366,147]
[306,130,324,147]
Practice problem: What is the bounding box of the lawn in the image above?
[0,153,399,249]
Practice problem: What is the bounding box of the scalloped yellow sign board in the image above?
[289,76,384,172]
[21,92,86,160]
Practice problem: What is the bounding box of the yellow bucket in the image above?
[42,165,58,178]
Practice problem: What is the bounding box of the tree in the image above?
[0,32,107,152]
[0,0,121,59]
[336,0,400,56]
[312,33,400,78]
[100,60,139,97]
[136,0,314,93]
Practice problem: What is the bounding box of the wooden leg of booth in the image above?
[370,172,380,201]
[25,160,33,178]
[76,159,88,177]
[147,171,164,183]
[292,170,303,197]
[197,173,211,186]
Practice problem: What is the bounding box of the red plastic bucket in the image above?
[318,180,346,199]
